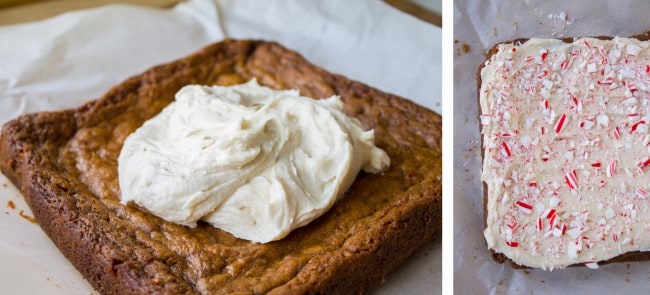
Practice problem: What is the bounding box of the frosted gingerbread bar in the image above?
[0,40,442,294]
[480,33,650,270]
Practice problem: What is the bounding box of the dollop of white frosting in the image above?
[118,79,389,243]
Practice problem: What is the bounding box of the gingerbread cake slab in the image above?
[0,39,441,294]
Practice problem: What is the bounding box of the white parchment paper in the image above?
[0,0,441,294]
[454,0,650,294]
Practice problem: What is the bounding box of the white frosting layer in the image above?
[481,37,650,269]
[118,79,389,243]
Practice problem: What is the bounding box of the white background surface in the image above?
[0,0,441,294]
[454,0,650,294]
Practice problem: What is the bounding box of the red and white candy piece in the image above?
[635,188,648,199]
[541,209,558,228]
[565,169,578,190]
[555,114,568,133]
[628,82,638,92]
[560,59,570,69]
[636,158,650,174]
[506,241,519,247]
[549,197,561,207]
[607,160,618,178]
[630,120,647,134]
[612,126,621,140]
[538,48,549,63]
[597,77,613,85]
[501,142,512,158]
[581,119,594,129]
[515,200,533,214]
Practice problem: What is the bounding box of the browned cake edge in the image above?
[0,39,442,294]
[0,94,195,293]
[478,31,650,269]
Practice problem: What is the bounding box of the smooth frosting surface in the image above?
[481,37,650,269]
[118,79,389,243]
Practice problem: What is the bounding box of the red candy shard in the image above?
[565,169,578,190]
[555,114,567,133]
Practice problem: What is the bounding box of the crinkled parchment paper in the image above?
[0,0,441,293]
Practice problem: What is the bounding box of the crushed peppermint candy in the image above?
[481,37,650,270]
[555,114,568,133]
[565,169,578,190]
[515,200,533,214]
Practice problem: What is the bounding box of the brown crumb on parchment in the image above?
[462,43,471,53]
[7,200,15,209]
[2,183,7,188]
[454,40,472,56]
[19,210,36,224]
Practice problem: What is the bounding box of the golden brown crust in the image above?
[0,39,441,294]
[479,31,650,269]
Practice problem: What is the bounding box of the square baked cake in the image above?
[480,32,650,269]
[0,40,441,293]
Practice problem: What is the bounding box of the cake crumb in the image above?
[462,43,470,53]
[454,41,471,56]
[7,200,15,209]
[523,270,530,275]
[2,183,7,188]
[19,210,36,224]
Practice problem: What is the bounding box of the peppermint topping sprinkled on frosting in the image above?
[481,37,650,270]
